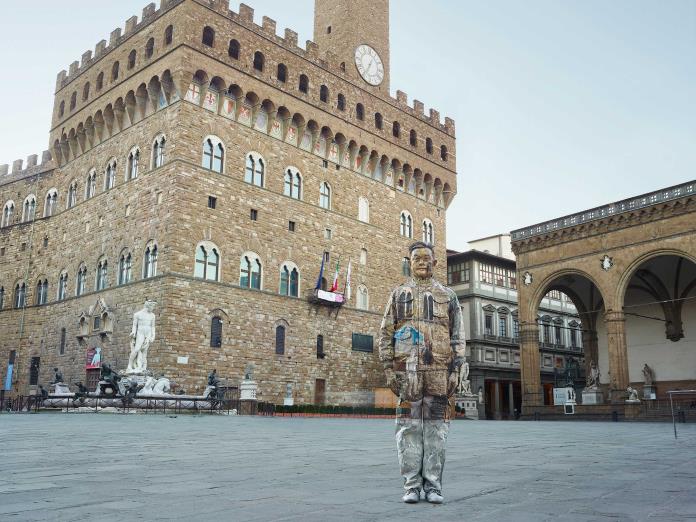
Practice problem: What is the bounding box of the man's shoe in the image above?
[426,490,444,504]
[402,488,420,503]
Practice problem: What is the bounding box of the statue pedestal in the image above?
[456,394,480,420]
[51,383,71,395]
[625,399,641,404]
[283,397,294,406]
[582,389,603,405]
[240,379,258,415]
[643,385,656,400]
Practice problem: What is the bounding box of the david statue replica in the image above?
[126,300,157,374]
[379,241,466,504]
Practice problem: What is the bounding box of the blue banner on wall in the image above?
[4,363,13,391]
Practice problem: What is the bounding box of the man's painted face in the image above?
[410,247,436,279]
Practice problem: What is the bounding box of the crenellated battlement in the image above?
[0,151,54,183]
[56,0,454,136]
[55,0,184,92]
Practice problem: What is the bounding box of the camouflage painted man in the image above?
[379,242,466,504]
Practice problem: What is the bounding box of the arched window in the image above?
[67,181,78,209]
[202,136,224,173]
[145,37,155,59]
[337,93,346,111]
[320,85,329,102]
[127,148,140,180]
[164,25,173,45]
[76,265,87,296]
[426,137,433,154]
[44,189,58,217]
[58,101,65,118]
[393,121,401,138]
[283,167,302,199]
[279,262,299,297]
[422,219,434,244]
[356,103,364,120]
[375,112,383,129]
[253,51,265,71]
[358,196,370,223]
[112,61,120,81]
[194,244,220,281]
[400,211,413,238]
[2,201,14,227]
[96,258,108,290]
[211,317,223,348]
[441,145,448,161]
[118,252,132,285]
[202,26,215,47]
[298,74,309,94]
[128,50,137,69]
[85,170,97,199]
[69,91,77,111]
[357,285,369,310]
[58,272,68,301]
[277,63,287,82]
[319,182,331,209]
[244,153,264,187]
[402,257,411,277]
[14,282,26,308]
[143,243,158,278]
[360,248,367,265]
[240,253,262,290]
[275,325,285,354]
[22,195,36,222]
[228,39,240,59]
[35,279,48,305]
[96,72,104,91]
[152,135,166,168]
[82,82,90,101]
[104,160,116,190]
[410,129,417,147]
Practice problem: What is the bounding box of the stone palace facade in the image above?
[0,0,457,404]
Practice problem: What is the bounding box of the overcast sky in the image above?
[0,1,693,251]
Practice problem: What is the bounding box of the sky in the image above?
[0,1,694,251]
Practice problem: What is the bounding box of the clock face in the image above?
[354,44,384,86]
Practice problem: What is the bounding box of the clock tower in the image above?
[313,0,390,92]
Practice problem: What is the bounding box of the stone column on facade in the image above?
[520,322,542,408]
[508,381,515,418]
[493,380,501,420]
[605,310,629,403]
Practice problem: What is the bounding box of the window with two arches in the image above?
[245,153,265,187]
[22,196,36,222]
[240,253,262,290]
[76,265,87,296]
[319,182,331,210]
[85,170,97,199]
[96,258,108,290]
[400,211,413,238]
[35,279,48,305]
[283,168,302,199]
[357,285,369,310]
[202,137,224,173]
[14,282,26,308]
[279,263,299,297]
[422,219,434,244]
[105,160,116,190]
[118,252,132,285]
[2,201,15,227]
[153,135,166,168]
[67,182,78,208]
[143,244,158,278]
[195,244,220,281]
[44,190,58,217]
[127,148,140,180]
[58,272,68,301]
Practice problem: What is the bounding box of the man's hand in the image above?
[385,368,401,396]
[447,371,460,397]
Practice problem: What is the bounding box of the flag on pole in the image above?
[315,253,326,290]
[330,258,340,293]
[344,259,352,300]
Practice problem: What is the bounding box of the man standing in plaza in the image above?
[379,241,466,504]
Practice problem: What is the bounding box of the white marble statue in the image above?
[126,300,156,374]
[642,364,655,386]
[626,386,640,402]
[478,387,484,404]
[586,360,600,390]
[457,362,472,395]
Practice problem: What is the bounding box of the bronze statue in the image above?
[379,241,466,504]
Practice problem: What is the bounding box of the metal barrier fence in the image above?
[668,390,696,439]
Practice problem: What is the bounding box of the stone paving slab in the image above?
[0,414,695,521]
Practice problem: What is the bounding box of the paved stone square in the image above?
[1,414,695,521]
